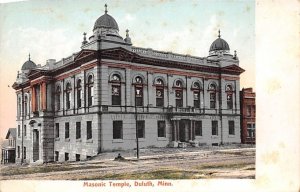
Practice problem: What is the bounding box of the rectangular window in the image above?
[229,120,235,135]
[18,125,20,137]
[195,121,202,136]
[87,121,92,140]
[55,151,59,161]
[17,146,20,158]
[66,92,71,109]
[175,90,183,107]
[65,122,69,139]
[56,92,60,111]
[246,105,251,117]
[135,87,143,106]
[76,154,80,161]
[157,121,166,137]
[76,122,81,139]
[55,123,59,138]
[24,125,27,136]
[65,153,69,161]
[24,147,26,159]
[113,121,123,139]
[137,120,145,138]
[77,89,82,108]
[112,85,121,105]
[193,92,200,108]
[88,86,94,106]
[227,94,233,109]
[247,123,256,138]
[212,121,218,135]
[156,88,164,107]
[210,93,216,109]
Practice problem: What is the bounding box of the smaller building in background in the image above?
[240,88,256,144]
[1,128,16,164]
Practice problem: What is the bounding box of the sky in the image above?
[0,0,255,139]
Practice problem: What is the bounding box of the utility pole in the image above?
[21,87,24,165]
[218,64,223,146]
[135,94,139,159]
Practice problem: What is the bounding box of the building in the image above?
[12,5,245,164]
[240,88,256,144]
[1,128,16,164]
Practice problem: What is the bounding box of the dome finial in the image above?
[233,50,238,59]
[124,29,132,44]
[82,32,88,45]
[28,53,31,61]
[218,29,221,38]
[104,4,108,14]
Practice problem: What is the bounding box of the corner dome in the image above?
[209,30,230,52]
[21,55,36,70]
[93,5,119,31]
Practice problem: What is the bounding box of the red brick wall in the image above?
[240,88,256,144]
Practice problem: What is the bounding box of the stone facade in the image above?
[12,5,245,164]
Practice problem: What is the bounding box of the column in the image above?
[192,120,195,140]
[41,82,47,111]
[190,120,193,140]
[172,120,176,141]
[31,86,37,112]
[176,120,179,141]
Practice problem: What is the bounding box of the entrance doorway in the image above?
[33,129,39,161]
[179,121,186,142]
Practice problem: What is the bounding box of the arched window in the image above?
[55,86,61,111]
[76,79,82,108]
[209,83,217,109]
[111,74,121,105]
[226,85,233,109]
[155,78,164,107]
[87,75,94,106]
[65,83,72,110]
[192,82,201,109]
[174,80,183,107]
[134,76,143,106]
[24,95,28,116]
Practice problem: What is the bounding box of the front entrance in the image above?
[179,121,186,142]
[172,119,195,142]
[33,129,39,162]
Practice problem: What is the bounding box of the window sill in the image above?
[55,138,60,141]
[76,139,82,142]
[112,139,123,143]
[157,137,167,141]
[65,138,70,142]
[86,139,93,143]
[195,135,203,138]
[138,138,145,142]
[211,136,219,139]
[228,135,235,138]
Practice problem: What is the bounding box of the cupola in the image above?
[209,30,230,55]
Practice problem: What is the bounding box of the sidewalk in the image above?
[94,144,256,161]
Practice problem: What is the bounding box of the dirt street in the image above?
[0,146,255,180]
